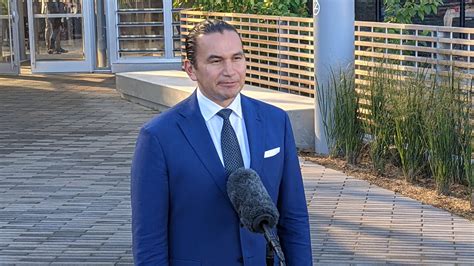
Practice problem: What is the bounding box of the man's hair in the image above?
[185,19,241,67]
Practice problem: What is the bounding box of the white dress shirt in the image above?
[196,88,251,169]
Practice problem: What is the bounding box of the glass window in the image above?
[355,0,378,21]
[412,0,467,27]
[118,0,163,9]
[465,2,474,27]
[172,5,183,57]
[0,0,13,64]
[117,0,165,58]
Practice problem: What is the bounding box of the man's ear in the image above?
[184,60,197,81]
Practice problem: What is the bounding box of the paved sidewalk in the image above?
[301,162,474,264]
[0,73,473,265]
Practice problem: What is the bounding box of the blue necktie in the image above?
[217,109,244,176]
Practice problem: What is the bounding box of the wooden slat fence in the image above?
[354,21,474,142]
[355,21,474,86]
[180,10,474,97]
[180,10,315,97]
[180,11,474,154]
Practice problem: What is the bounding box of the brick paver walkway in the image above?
[0,73,473,265]
[302,163,474,264]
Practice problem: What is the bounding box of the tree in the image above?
[384,0,443,24]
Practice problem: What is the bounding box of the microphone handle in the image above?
[262,223,286,266]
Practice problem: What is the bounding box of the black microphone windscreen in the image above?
[227,168,279,233]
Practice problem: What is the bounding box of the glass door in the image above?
[27,0,94,73]
[0,0,20,75]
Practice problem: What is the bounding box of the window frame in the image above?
[106,0,180,65]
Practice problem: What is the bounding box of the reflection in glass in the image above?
[355,0,378,21]
[0,0,12,64]
[173,40,181,57]
[172,8,182,58]
[33,0,84,61]
[117,0,165,58]
[95,0,108,68]
[118,0,163,9]
[466,3,474,28]
[442,3,474,27]
[119,13,163,23]
[119,26,164,36]
[119,39,164,57]
[120,39,163,49]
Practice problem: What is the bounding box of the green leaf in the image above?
[424,5,431,14]
[384,0,442,23]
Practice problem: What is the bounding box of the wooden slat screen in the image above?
[180,10,315,97]
[180,11,474,99]
[180,12,473,152]
[355,21,474,84]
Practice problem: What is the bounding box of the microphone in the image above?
[227,168,286,265]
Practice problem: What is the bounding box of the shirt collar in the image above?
[196,88,243,122]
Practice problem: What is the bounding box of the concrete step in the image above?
[116,70,315,150]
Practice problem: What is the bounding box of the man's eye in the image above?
[210,59,221,64]
[233,56,243,61]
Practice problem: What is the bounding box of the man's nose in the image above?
[222,61,236,76]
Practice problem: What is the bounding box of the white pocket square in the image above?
[264,147,280,158]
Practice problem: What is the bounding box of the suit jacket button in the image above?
[237,257,244,263]
[240,222,244,227]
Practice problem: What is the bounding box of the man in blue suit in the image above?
[131,19,312,266]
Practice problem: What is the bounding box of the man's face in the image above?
[185,30,247,107]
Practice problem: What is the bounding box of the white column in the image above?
[313,0,355,154]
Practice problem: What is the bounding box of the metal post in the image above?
[18,0,26,61]
[471,159,473,211]
[313,0,355,154]
[376,0,383,22]
[471,188,473,211]
[95,0,107,68]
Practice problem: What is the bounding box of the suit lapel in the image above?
[177,92,227,196]
[241,95,264,176]
[242,95,275,196]
[177,92,270,198]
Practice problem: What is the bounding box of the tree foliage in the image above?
[384,0,443,24]
[174,0,309,17]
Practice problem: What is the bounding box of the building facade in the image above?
[1,0,473,75]
[1,0,182,75]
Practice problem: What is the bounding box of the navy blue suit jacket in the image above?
[131,92,312,265]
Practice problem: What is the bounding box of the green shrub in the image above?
[174,0,310,17]
[365,65,396,174]
[317,68,364,164]
[319,62,472,196]
[317,61,472,196]
[423,73,470,195]
[454,80,472,188]
[391,69,429,182]
[424,77,456,194]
